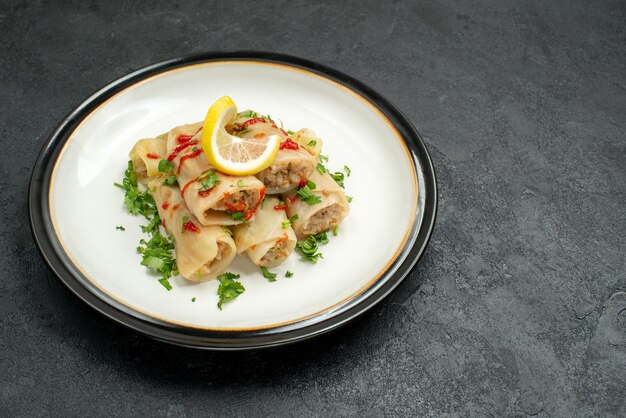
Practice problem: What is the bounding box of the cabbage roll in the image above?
[165,123,266,225]
[283,170,350,239]
[150,179,236,281]
[226,112,316,194]
[128,133,167,183]
[233,196,297,267]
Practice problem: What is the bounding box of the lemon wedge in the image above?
[202,96,280,175]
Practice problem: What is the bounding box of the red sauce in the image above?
[167,140,198,162]
[176,127,202,143]
[242,117,267,128]
[198,187,215,197]
[146,153,159,159]
[180,180,195,197]
[280,138,299,151]
[287,196,299,204]
[298,178,308,188]
[183,220,200,233]
[274,204,286,211]
[177,149,203,174]
[162,202,169,210]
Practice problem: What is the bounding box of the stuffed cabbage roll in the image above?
[283,170,349,239]
[233,196,297,267]
[150,179,236,281]
[226,111,316,194]
[165,123,266,225]
[128,133,167,183]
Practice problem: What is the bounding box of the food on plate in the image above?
[165,123,266,226]
[150,180,237,281]
[233,196,297,267]
[282,170,350,239]
[117,96,351,309]
[128,134,167,183]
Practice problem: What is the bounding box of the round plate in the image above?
[29,52,437,350]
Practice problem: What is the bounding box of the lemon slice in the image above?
[202,96,280,175]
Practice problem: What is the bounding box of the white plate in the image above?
[29,52,437,349]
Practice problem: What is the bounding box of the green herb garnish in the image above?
[287,130,295,135]
[331,171,345,188]
[318,154,329,162]
[285,271,294,278]
[260,266,277,282]
[137,231,177,282]
[344,165,351,176]
[231,211,246,222]
[116,226,125,231]
[296,237,324,263]
[316,162,327,174]
[217,272,245,310]
[158,159,174,173]
[192,297,196,302]
[198,170,220,191]
[237,180,246,187]
[117,160,158,219]
[221,226,232,235]
[281,214,299,229]
[333,225,339,236]
[346,195,353,203]
[158,278,172,291]
[296,180,321,205]
[307,139,317,147]
[162,175,177,185]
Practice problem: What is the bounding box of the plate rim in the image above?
[28,51,438,350]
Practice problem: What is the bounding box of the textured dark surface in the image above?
[1,0,625,416]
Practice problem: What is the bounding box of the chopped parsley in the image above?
[296,180,321,205]
[344,165,351,176]
[116,161,158,219]
[237,180,246,187]
[331,171,345,188]
[260,266,277,282]
[192,297,196,302]
[158,278,172,291]
[287,129,295,135]
[137,231,177,285]
[217,272,245,310]
[318,154,329,163]
[307,139,317,147]
[281,214,299,229]
[198,170,220,191]
[231,211,246,222]
[346,195,353,203]
[285,271,294,278]
[295,231,331,263]
[158,159,174,173]
[191,146,198,152]
[116,226,125,231]
[162,175,177,185]
[117,160,177,289]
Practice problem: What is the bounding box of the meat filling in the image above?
[302,203,343,236]
[212,190,258,212]
[260,238,289,265]
[258,161,311,191]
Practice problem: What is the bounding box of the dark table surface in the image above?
[1,0,625,416]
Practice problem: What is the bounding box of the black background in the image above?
[1,0,625,416]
